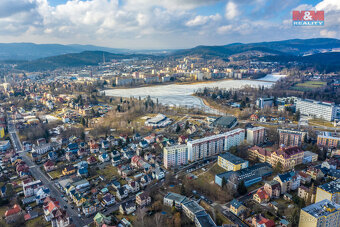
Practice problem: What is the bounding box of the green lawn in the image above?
[26,216,51,227]
[292,81,326,91]
[48,169,63,179]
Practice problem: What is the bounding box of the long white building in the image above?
[187,128,245,162]
[296,99,339,121]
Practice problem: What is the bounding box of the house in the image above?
[127,181,140,193]
[62,166,76,176]
[87,156,97,165]
[44,160,57,172]
[5,204,24,224]
[264,180,281,198]
[65,151,76,161]
[273,171,301,194]
[116,187,128,200]
[48,151,58,160]
[35,187,50,204]
[298,185,316,203]
[111,156,122,166]
[99,152,110,162]
[90,142,100,153]
[163,192,187,209]
[140,174,152,188]
[252,214,275,227]
[101,193,115,206]
[94,212,111,227]
[253,188,270,203]
[229,199,246,216]
[284,193,293,201]
[182,200,205,221]
[153,166,165,180]
[298,171,312,185]
[270,146,304,171]
[23,180,43,197]
[305,166,324,180]
[82,201,97,217]
[111,180,121,190]
[119,201,136,215]
[77,167,89,177]
[136,191,151,207]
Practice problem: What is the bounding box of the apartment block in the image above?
[278,128,307,147]
[315,180,340,204]
[218,152,248,171]
[296,98,338,121]
[187,128,245,162]
[163,144,188,169]
[299,199,340,227]
[317,131,340,149]
[247,126,265,145]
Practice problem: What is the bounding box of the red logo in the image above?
[292,11,324,26]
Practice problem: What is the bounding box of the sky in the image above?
[0,0,339,49]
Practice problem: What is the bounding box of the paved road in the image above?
[7,114,86,226]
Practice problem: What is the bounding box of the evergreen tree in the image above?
[237,180,247,195]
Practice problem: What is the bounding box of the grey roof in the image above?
[164,192,186,204]
[195,210,217,227]
[211,116,237,128]
[219,152,246,165]
[302,199,340,218]
[182,200,204,214]
[318,179,340,194]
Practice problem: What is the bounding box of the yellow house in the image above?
[218,153,248,171]
[230,199,246,216]
[0,127,5,138]
[71,191,87,207]
[299,199,340,227]
[62,166,76,176]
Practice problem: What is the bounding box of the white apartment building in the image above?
[187,128,245,162]
[163,144,188,169]
[296,99,338,121]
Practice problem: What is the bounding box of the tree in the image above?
[136,207,147,227]
[221,177,227,189]
[180,184,186,195]
[173,212,181,227]
[274,161,283,174]
[294,110,300,121]
[154,212,163,227]
[5,184,15,199]
[237,180,247,195]
[175,124,181,133]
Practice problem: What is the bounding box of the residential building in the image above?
[317,131,340,149]
[298,185,316,204]
[253,188,270,203]
[278,128,307,147]
[93,212,111,227]
[23,180,43,197]
[248,146,272,163]
[101,193,115,207]
[32,143,52,155]
[298,199,340,227]
[119,201,136,215]
[217,152,248,171]
[82,201,97,217]
[0,140,11,151]
[62,166,76,176]
[270,146,304,171]
[182,200,205,221]
[252,214,275,227]
[264,180,281,198]
[187,128,245,162]
[296,98,338,121]
[194,211,217,227]
[229,199,246,216]
[274,172,301,194]
[136,191,151,207]
[5,204,24,224]
[315,180,340,204]
[163,192,187,209]
[163,144,188,169]
[247,126,265,145]
[303,151,318,164]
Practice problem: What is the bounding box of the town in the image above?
[0,51,339,227]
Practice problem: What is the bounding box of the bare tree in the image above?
[136,207,147,226]
[154,212,163,227]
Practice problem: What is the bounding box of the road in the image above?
[7,112,146,226]
[7,113,86,226]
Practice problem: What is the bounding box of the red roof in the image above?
[44,160,55,167]
[5,204,22,217]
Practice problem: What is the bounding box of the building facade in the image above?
[163,144,188,169]
[296,98,338,121]
[247,126,265,145]
[278,129,307,147]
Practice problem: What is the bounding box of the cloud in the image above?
[217,25,233,34]
[320,29,337,38]
[225,1,239,20]
[185,14,221,27]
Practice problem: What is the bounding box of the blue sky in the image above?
[0,0,339,49]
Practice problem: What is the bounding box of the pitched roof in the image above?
[5,204,22,217]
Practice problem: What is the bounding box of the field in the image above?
[292,81,326,91]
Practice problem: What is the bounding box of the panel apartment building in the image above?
[296,98,339,121]
[163,144,188,169]
[187,128,245,162]
[278,128,307,147]
[247,126,265,145]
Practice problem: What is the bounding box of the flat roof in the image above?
[219,152,246,165]
[318,179,340,194]
[302,199,340,218]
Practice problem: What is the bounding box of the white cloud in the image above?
[320,29,337,38]
[217,25,233,34]
[186,14,221,27]
[225,1,239,20]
